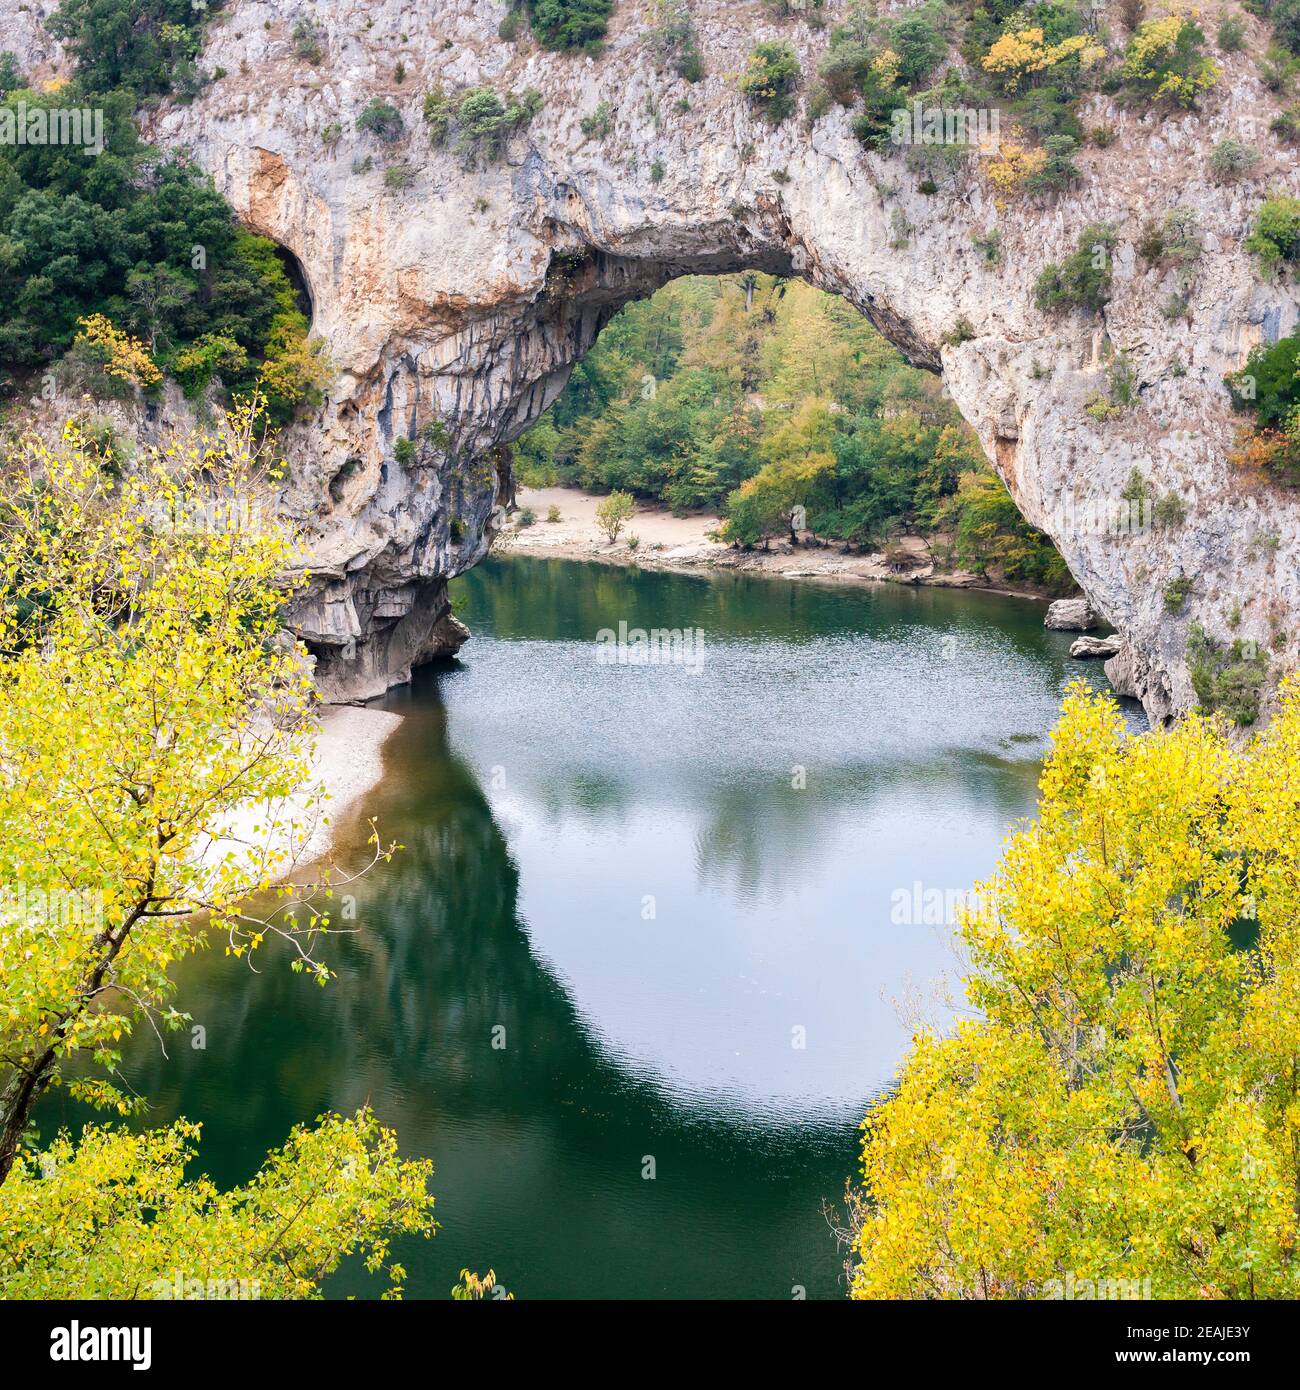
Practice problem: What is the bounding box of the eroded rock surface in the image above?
[1046,598,1103,632]
[8,0,1300,717]
[1071,634,1125,660]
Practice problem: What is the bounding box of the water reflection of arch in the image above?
[99,673,856,1194]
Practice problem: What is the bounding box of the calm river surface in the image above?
[47,555,1143,1299]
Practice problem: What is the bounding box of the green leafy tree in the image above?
[357,98,405,141]
[518,273,1067,576]
[525,0,615,51]
[595,488,636,542]
[49,0,213,96]
[1120,12,1220,106]
[1246,196,1300,274]
[740,41,801,124]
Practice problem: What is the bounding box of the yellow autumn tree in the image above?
[1121,13,1220,107]
[852,681,1300,1299]
[721,396,836,546]
[70,313,162,390]
[981,28,1103,93]
[983,127,1048,205]
[257,311,334,425]
[0,402,434,1298]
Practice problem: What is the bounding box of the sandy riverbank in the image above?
[297,705,404,864]
[211,704,403,877]
[502,486,1048,602]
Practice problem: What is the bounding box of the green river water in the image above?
[42,553,1142,1299]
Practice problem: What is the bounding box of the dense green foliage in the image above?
[1034,224,1118,314]
[424,84,544,164]
[1228,329,1300,430]
[1186,622,1271,726]
[1247,195,1300,273]
[518,275,1070,590]
[48,0,220,99]
[0,1,325,419]
[740,41,802,124]
[356,98,405,141]
[512,0,615,52]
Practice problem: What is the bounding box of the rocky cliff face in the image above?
[9,0,1300,717]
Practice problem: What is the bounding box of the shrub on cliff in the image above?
[848,51,907,150]
[1246,195,1300,273]
[1186,623,1271,725]
[818,6,953,149]
[740,41,802,124]
[1020,133,1081,194]
[852,680,1300,1298]
[890,12,949,85]
[292,17,324,64]
[1227,327,1300,428]
[48,0,215,96]
[1120,13,1220,106]
[1230,420,1300,485]
[424,85,454,143]
[818,38,875,104]
[1209,136,1260,179]
[454,86,544,164]
[1226,327,1300,484]
[1138,206,1203,267]
[648,0,705,82]
[1033,224,1118,314]
[357,98,405,141]
[523,0,615,52]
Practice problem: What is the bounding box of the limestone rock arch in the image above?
[135,0,1300,720]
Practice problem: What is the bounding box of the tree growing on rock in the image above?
[740,41,802,124]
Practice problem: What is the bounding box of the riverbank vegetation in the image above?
[516,273,1071,591]
[0,406,433,1297]
[852,681,1300,1299]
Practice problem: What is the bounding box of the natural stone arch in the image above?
[145,0,1300,722]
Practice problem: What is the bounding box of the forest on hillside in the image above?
[516,274,1073,591]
